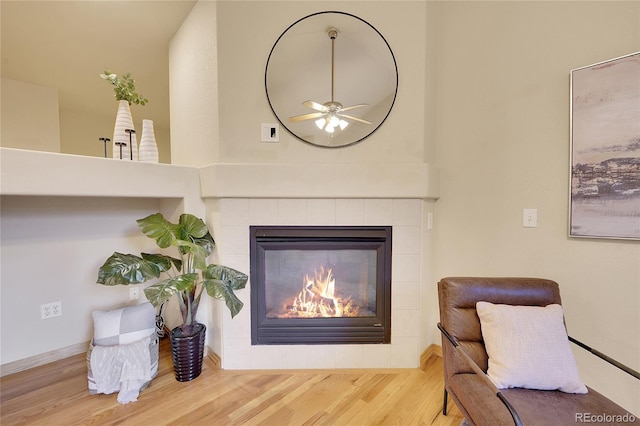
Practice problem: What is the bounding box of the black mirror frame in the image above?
[265,11,398,149]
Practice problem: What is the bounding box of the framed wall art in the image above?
[570,52,640,240]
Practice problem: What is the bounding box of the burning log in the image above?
[272,265,366,318]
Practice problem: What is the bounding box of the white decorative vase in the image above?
[139,119,159,163]
[112,100,138,161]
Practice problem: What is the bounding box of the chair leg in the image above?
[443,388,448,415]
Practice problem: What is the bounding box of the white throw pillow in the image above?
[92,302,156,346]
[476,301,587,394]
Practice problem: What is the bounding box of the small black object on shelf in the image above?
[115,141,126,160]
[98,137,110,158]
[125,129,135,160]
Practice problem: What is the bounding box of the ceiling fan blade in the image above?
[339,114,372,125]
[339,104,368,112]
[289,112,326,122]
[303,100,328,112]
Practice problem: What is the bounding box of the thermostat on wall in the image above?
[261,123,279,143]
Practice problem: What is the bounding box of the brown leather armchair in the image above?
[437,277,638,426]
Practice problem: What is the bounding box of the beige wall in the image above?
[1,0,637,415]
[59,108,172,163]
[434,1,639,412]
[171,0,638,412]
[0,78,60,152]
[169,0,220,166]
[207,0,639,412]
[215,1,430,164]
[0,77,172,162]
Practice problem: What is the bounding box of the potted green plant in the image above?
[97,212,248,381]
[100,69,148,106]
[100,68,148,160]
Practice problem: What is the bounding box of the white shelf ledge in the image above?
[1,148,440,201]
[0,148,200,199]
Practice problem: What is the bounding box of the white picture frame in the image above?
[569,52,640,240]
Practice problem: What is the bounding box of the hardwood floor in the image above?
[1,339,463,425]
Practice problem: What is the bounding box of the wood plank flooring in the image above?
[1,339,463,425]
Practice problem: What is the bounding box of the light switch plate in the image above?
[261,123,279,142]
[523,208,538,228]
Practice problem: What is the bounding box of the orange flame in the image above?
[291,266,342,317]
[275,266,364,318]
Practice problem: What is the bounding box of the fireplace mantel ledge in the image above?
[199,163,439,200]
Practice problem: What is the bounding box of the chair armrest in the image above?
[437,322,523,426]
[569,336,640,380]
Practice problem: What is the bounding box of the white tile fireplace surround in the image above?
[214,197,427,370]
[0,151,436,372]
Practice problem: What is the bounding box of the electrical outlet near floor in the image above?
[41,301,62,319]
[130,286,139,300]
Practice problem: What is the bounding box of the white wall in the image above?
[0,149,204,373]
[434,1,639,413]
[0,195,162,365]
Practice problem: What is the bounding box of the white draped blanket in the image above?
[89,336,152,404]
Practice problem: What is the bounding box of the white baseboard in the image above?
[1,341,89,377]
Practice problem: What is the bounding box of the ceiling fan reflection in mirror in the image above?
[289,28,372,134]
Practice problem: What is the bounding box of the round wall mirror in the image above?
[265,11,398,148]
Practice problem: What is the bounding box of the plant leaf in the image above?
[202,265,248,318]
[179,214,209,239]
[174,240,208,271]
[137,213,180,248]
[192,233,215,256]
[97,252,161,285]
[174,273,199,292]
[143,273,198,308]
[140,253,181,273]
[204,264,248,290]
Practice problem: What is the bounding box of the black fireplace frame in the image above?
[250,226,392,345]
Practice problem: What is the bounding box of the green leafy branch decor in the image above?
[100,68,149,106]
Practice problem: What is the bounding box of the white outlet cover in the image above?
[130,286,139,300]
[40,301,62,319]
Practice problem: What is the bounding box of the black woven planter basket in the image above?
[170,323,206,382]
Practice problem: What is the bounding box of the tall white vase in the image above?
[112,100,138,161]
[139,119,159,163]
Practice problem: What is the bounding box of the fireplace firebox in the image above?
[250,226,392,345]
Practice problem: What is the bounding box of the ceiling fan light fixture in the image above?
[328,115,341,128]
[315,114,348,133]
[287,24,371,136]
